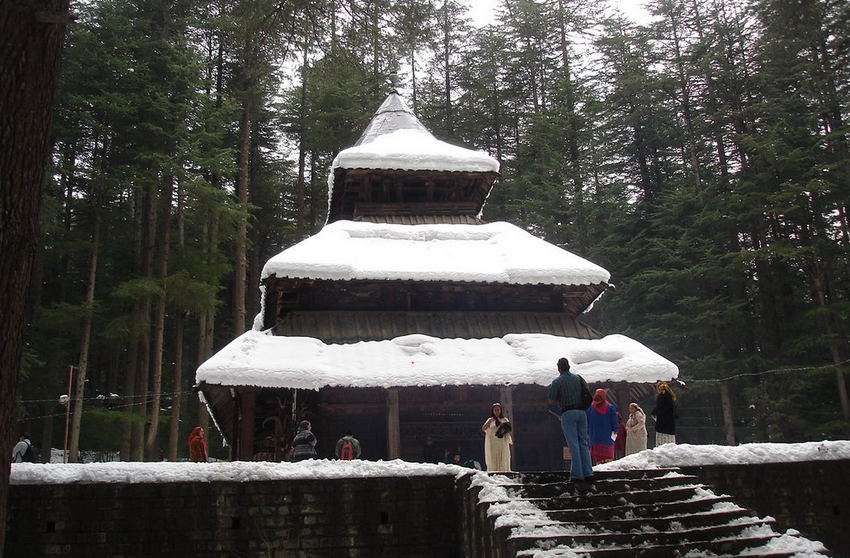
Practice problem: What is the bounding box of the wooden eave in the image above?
[261,278,608,330]
[328,167,498,223]
[271,310,603,343]
[354,214,485,225]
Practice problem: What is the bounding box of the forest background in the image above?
[16,0,849,462]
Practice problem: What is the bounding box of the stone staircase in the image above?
[479,468,831,558]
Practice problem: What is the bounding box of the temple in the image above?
[195,90,678,469]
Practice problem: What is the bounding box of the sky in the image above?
[11,442,844,557]
[466,0,654,27]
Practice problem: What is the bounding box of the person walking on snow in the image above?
[625,402,648,455]
[291,420,318,461]
[651,381,678,446]
[188,426,208,462]
[547,357,594,482]
[482,402,513,471]
[587,389,619,465]
[335,431,362,460]
[11,434,31,463]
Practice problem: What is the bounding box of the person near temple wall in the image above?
[614,411,627,459]
[547,357,594,482]
[11,434,31,463]
[587,388,619,465]
[335,431,362,460]
[291,420,318,461]
[651,381,678,446]
[482,402,513,471]
[625,402,648,455]
[188,426,208,462]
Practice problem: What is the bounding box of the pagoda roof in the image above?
[331,91,499,174]
[261,220,611,287]
[326,92,500,222]
[196,330,679,391]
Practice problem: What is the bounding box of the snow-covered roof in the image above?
[330,91,499,174]
[195,330,678,390]
[261,220,611,286]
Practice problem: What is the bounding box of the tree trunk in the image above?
[233,97,250,337]
[296,43,308,240]
[168,311,185,461]
[247,121,261,322]
[131,176,156,461]
[144,172,174,461]
[442,0,453,136]
[168,182,186,461]
[720,381,736,445]
[0,1,70,551]
[69,212,100,462]
[555,0,585,251]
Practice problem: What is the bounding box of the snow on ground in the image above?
[12,441,850,485]
[195,330,678,390]
[9,458,467,485]
[594,440,850,470]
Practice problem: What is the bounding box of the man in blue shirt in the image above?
[547,358,594,482]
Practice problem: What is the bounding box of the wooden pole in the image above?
[386,388,400,459]
[63,365,74,464]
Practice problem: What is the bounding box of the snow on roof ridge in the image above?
[331,91,499,174]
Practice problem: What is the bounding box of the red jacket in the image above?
[188,427,208,462]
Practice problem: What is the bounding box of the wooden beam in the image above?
[387,388,401,459]
[500,386,515,466]
[238,389,256,461]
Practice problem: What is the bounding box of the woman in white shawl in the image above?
[482,402,513,471]
[625,402,648,456]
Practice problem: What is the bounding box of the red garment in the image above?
[591,399,609,415]
[188,427,208,462]
[590,443,615,463]
[615,414,627,456]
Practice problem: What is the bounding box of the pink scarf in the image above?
[592,400,609,415]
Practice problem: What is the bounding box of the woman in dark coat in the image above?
[651,381,678,446]
[291,420,318,461]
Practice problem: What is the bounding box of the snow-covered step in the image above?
[543,506,754,532]
[507,517,776,550]
[478,468,832,558]
[543,495,741,523]
[502,475,703,498]
[514,535,788,558]
[503,468,683,484]
[521,484,713,510]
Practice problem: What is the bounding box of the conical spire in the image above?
[353,91,433,147]
[327,90,500,223]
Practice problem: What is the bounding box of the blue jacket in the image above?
[587,402,619,447]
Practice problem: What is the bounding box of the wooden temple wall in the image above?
[231,382,650,471]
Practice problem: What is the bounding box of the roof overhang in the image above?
[196,330,678,391]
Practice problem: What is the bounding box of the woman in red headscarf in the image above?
[586,389,619,465]
[188,426,208,462]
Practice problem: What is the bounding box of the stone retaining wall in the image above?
[5,476,460,558]
[7,460,848,558]
[681,459,850,557]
